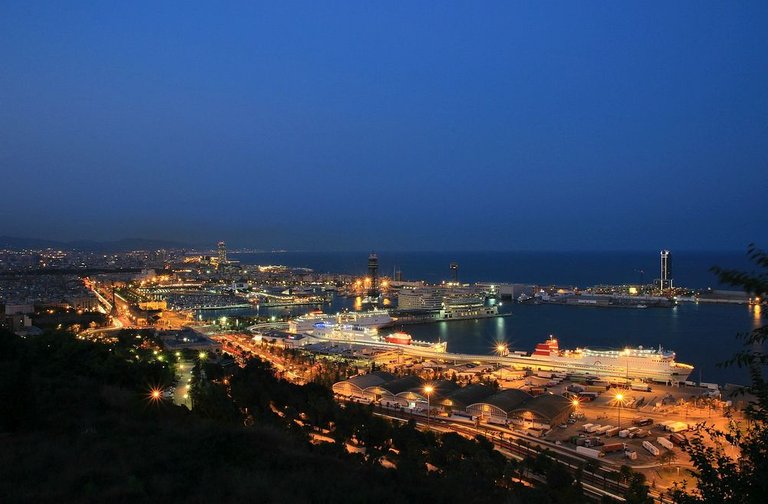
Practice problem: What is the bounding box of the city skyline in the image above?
[1,2,766,251]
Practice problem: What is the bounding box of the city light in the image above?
[198,351,207,360]
[148,388,162,402]
[424,384,434,430]
[615,392,625,429]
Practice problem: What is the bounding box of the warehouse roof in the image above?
[473,389,533,413]
[344,371,396,390]
[513,394,572,421]
[440,384,495,409]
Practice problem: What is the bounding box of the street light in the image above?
[615,393,624,429]
[424,384,434,430]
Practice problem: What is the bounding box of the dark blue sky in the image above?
[1,2,766,250]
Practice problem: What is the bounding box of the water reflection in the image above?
[494,316,506,340]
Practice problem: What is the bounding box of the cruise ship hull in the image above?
[514,353,694,383]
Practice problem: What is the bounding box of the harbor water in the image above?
[207,251,765,385]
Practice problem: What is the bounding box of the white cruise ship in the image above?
[524,337,693,383]
[288,309,394,334]
[308,323,447,352]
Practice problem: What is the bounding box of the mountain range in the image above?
[0,236,193,252]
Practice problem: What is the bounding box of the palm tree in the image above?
[618,464,633,485]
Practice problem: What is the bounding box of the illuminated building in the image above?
[660,250,672,289]
[217,241,227,266]
[367,252,378,298]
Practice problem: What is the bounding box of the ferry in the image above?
[288,309,394,333]
[525,336,694,383]
[384,332,448,352]
[308,323,447,352]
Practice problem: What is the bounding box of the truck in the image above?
[582,423,594,433]
[576,446,603,458]
[567,384,586,393]
[632,417,654,427]
[586,424,602,433]
[643,440,660,456]
[630,382,652,392]
[624,450,638,460]
[536,371,553,379]
[668,422,689,433]
[605,427,620,437]
[632,428,649,438]
[670,433,688,446]
[618,429,630,438]
[579,391,599,401]
[657,437,674,450]
[585,385,608,393]
[601,443,626,454]
[596,425,614,435]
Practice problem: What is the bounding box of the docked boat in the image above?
[523,336,693,383]
[288,308,394,333]
[308,323,447,352]
[385,332,449,352]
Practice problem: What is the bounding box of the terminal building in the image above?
[332,374,574,429]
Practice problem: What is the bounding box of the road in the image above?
[173,361,194,409]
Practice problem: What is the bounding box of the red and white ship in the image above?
[525,336,693,383]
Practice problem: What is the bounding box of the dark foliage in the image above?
[669,244,768,503]
[0,328,596,502]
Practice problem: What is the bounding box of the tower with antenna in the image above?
[367,252,379,299]
[659,250,672,289]
[450,262,459,283]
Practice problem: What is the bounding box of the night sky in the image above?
[1,2,766,251]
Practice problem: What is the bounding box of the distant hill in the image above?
[0,236,192,251]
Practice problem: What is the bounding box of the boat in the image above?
[384,332,448,352]
[524,336,693,383]
[310,322,382,341]
[385,332,412,345]
[308,323,447,352]
[288,309,394,333]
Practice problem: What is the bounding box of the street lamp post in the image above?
[424,384,434,430]
[496,344,508,380]
[616,393,624,429]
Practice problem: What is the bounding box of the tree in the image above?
[660,450,677,467]
[626,472,654,504]
[618,464,633,485]
[670,244,768,504]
